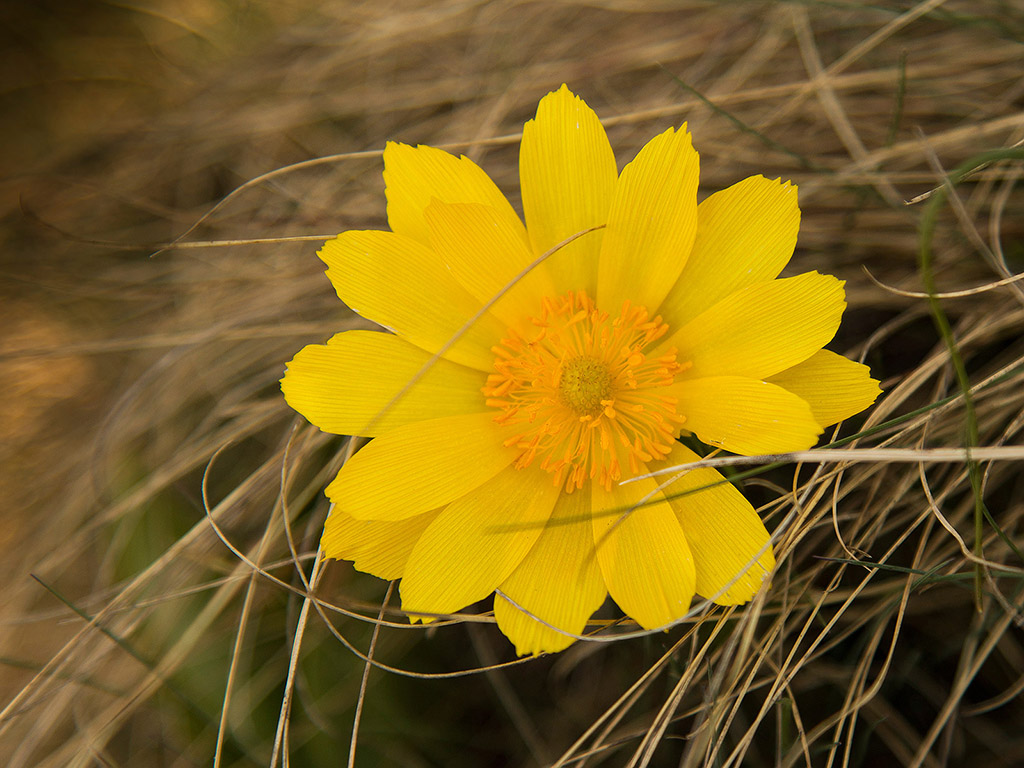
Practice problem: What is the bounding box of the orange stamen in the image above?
[482,290,686,491]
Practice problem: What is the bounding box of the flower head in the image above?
[282,85,879,655]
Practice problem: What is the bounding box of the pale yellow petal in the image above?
[383,141,527,247]
[494,488,607,655]
[326,413,513,521]
[520,84,617,297]
[665,271,846,381]
[766,350,880,427]
[281,331,487,437]
[591,477,695,629]
[400,465,561,620]
[671,376,822,455]
[598,125,699,312]
[660,176,800,329]
[662,444,774,604]
[321,508,439,581]
[424,200,557,329]
[320,230,506,371]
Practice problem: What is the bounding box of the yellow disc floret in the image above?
[483,290,688,492]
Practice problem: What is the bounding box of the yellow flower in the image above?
[281,85,879,656]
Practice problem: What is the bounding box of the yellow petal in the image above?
[660,176,800,329]
[494,488,607,655]
[424,200,557,329]
[326,413,513,521]
[383,142,528,248]
[321,508,439,581]
[281,331,487,437]
[400,465,561,620]
[662,444,774,604]
[598,125,699,312]
[520,84,618,297]
[319,230,507,371]
[767,349,880,427]
[666,271,846,380]
[591,477,695,630]
[672,376,822,455]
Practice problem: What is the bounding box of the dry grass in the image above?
[2,0,1024,765]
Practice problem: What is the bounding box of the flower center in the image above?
[559,356,613,414]
[483,290,688,492]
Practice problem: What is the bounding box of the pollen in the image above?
[483,290,688,492]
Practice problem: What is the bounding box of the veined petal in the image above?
[598,125,699,312]
[400,465,561,620]
[591,476,695,630]
[281,331,487,437]
[383,141,527,247]
[660,176,800,329]
[424,200,557,328]
[666,271,846,381]
[326,413,514,521]
[520,84,617,297]
[671,376,821,455]
[662,444,774,604]
[320,230,506,371]
[494,487,607,655]
[321,508,439,581]
[767,350,880,427]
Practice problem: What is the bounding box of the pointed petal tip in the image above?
[597,120,701,310]
[766,350,881,427]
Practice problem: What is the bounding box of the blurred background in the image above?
[2,1,1024,766]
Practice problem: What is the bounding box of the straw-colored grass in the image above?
[2,1,1023,765]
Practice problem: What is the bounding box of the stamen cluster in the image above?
[483,290,687,491]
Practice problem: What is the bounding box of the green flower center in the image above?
[558,356,614,415]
